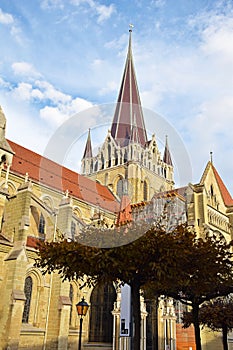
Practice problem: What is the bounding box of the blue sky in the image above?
[0,0,233,192]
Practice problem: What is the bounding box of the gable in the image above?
[200,161,233,208]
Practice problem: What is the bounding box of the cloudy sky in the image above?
[0,0,233,192]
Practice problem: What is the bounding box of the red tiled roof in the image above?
[116,194,132,226]
[8,140,120,213]
[26,236,41,249]
[212,164,233,206]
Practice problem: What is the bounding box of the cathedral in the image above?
[0,29,233,350]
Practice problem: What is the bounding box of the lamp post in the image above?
[76,297,89,350]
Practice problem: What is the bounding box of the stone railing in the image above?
[207,206,231,234]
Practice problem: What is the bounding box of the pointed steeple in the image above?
[110,28,147,147]
[82,129,93,159]
[163,135,172,166]
[130,114,140,144]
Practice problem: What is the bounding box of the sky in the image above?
[0,0,233,193]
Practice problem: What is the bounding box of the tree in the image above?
[183,296,233,350]
[36,223,194,350]
[166,231,233,350]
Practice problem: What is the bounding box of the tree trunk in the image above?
[192,303,202,350]
[222,324,228,350]
[131,281,141,350]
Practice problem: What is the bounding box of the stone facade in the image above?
[0,29,233,350]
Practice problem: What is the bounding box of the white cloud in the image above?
[151,0,166,8]
[92,59,105,66]
[99,81,118,96]
[41,0,115,23]
[95,3,115,23]
[40,97,93,126]
[12,82,34,101]
[201,17,233,60]
[190,95,233,139]
[0,77,10,89]
[12,62,41,78]
[40,105,66,125]
[35,80,71,104]
[10,79,71,106]
[41,0,64,10]
[0,8,23,44]
[70,0,115,23]
[184,94,233,188]
[0,8,14,24]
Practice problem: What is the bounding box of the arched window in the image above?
[210,184,214,197]
[144,181,148,201]
[117,178,124,199]
[89,282,116,343]
[22,276,33,323]
[94,161,98,172]
[115,149,118,165]
[38,213,45,236]
[108,144,111,167]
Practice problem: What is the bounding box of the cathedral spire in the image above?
[163,135,173,166]
[82,129,93,159]
[110,28,148,147]
[130,114,140,144]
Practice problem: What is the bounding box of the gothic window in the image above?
[38,213,45,236]
[108,144,111,167]
[101,153,104,169]
[210,185,214,197]
[117,178,124,198]
[71,221,76,240]
[123,151,128,163]
[144,181,148,201]
[115,150,118,165]
[89,282,116,343]
[22,276,33,323]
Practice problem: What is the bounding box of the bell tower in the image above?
[81,29,174,203]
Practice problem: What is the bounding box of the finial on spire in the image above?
[210,151,213,163]
[129,23,134,32]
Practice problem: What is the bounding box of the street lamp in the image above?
[76,297,89,350]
